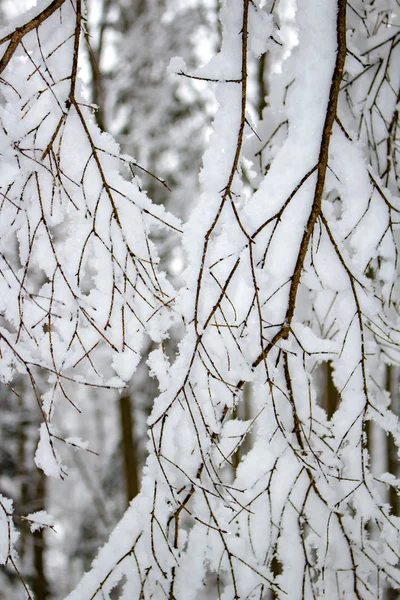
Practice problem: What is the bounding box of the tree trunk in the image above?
[119,393,139,505]
[31,470,50,600]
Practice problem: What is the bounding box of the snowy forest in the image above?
[0,0,400,598]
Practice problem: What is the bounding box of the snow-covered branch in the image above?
[1,0,400,598]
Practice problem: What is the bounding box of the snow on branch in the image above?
[0,0,178,586]
[0,2,177,395]
[68,0,400,598]
[1,0,400,598]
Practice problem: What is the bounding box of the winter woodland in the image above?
[0,0,400,598]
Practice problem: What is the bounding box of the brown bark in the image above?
[119,393,139,505]
[325,361,339,419]
[31,471,50,600]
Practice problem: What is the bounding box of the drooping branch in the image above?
[253,0,347,369]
